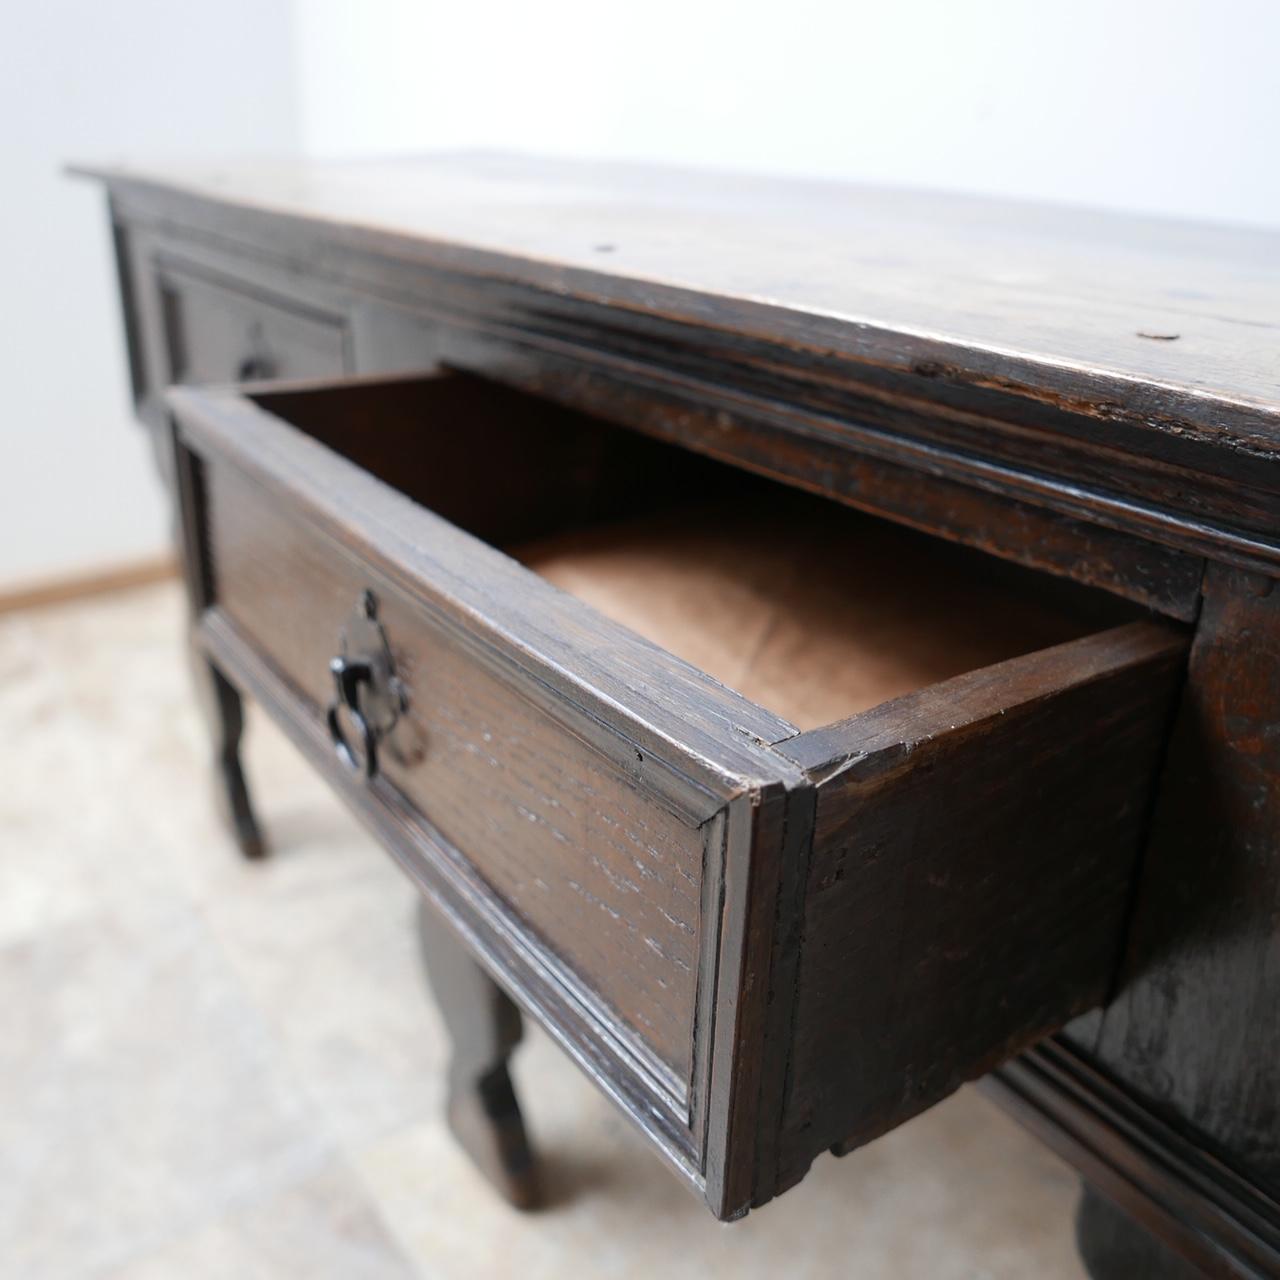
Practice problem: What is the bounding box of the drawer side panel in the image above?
[771,623,1187,1198]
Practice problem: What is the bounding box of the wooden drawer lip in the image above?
[206,469,733,831]
[774,619,1189,774]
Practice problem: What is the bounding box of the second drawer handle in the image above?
[236,354,275,382]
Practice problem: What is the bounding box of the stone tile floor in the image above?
[0,582,1087,1278]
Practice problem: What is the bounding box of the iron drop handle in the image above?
[236,354,275,382]
[327,655,380,778]
[325,591,409,781]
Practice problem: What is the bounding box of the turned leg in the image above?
[1075,1186,1202,1279]
[417,897,539,1209]
[188,643,264,860]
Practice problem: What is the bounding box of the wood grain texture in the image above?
[197,602,710,1189]
[170,371,1185,1220]
[80,158,1280,1262]
[206,456,712,1083]
[773,623,1188,1196]
[424,315,1213,612]
[84,157,1271,587]
[77,153,1280,449]
[701,782,813,1219]
[1092,564,1280,1191]
[96,172,1217,610]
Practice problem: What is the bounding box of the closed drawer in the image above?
[167,373,1187,1219]
[156,261,350,386]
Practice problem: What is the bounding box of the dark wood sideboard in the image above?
[79,155,1280,1278]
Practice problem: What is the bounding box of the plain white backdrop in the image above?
[296,0,1280,226]
[4,0,1278,587]
[1,1,298,589]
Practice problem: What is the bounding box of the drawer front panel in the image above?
[159,263,349,385]
[205,457,705,1087]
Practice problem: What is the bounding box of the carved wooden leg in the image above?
[168,417,264,862]
[417,897,539,1209]
[189,642,264,860]
[1075,1186,1202,1279]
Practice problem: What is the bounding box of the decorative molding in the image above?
[984,1039,1280,1279]
[100,181,1280,581]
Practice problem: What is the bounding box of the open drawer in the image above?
[166,372,1187,1219]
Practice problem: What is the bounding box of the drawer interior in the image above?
[253,373,1134,732]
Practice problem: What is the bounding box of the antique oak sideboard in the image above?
[80,155,1279,1278]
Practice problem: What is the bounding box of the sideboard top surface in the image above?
[79,152,1280,460]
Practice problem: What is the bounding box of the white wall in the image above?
[294,0,1280,228]
[0,0,299,590]
[6,0,1277,589]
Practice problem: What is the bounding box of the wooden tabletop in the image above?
[80,152,1280,453]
